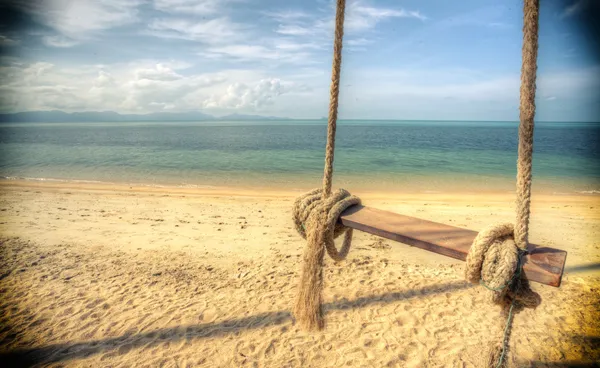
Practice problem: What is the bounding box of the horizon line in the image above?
[1,110,598,124]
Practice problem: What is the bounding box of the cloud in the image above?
[135,63,182,81]
[147,17,243,44]
[276,24,313,36]
[203,45,275,60]
[536,66,600,97]
[437,5,513,29]
[0,60,231,113]
[274,40,323,51]
[203,79,285,109]
[267,1,426,35]
[264,0,425,58]
[201,43,316,65]
[41,35,79,48]
[154,0,226,15]
[262,10,310,22]
[0,35,19,46]
[23,0,143,40]
[318,1,426,33]
[348,4,427,30]
[545,96,557,101]
[561,0,589,18]
[20,62,55,82]
[122,74,225,111]
[346,38,373,46]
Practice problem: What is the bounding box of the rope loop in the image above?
[465,223,541,367]
[465,223,540,308]
[292,188,361,261]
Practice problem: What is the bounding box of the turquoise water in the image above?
[0,120,598,192]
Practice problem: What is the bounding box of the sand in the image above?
[0,180,599,367]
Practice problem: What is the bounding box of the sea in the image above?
[0,120,598,194]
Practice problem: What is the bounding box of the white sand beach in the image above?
[0,181,599,367]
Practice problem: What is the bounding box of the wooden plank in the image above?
[339,205,567,287]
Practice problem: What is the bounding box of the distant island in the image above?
[0,110,293,123]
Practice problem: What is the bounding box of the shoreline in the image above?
[1,178,598,270]
[2,176,599,198]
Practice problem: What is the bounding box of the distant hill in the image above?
[0,110,292,122]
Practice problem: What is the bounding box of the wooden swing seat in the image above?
[339,205,567,287]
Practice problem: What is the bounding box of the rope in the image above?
[515,0,539,251]
[322,0,346,199]
[292,188,360,330]
[292,0,350,332]
[465,1,541,366]
[465,224,541,367]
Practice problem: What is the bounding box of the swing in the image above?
[292,0,566,366]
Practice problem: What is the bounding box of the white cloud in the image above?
[135,63,182,81]
[203,79,285,109]
[343,1,426,32]
[202,44,315,65]
[154,0,225,15]
[267,1,425,35]
[24,0,143,40]
[0,60,232,113]
[262,10,310,22]
[561,0,588,18]
[436,5,515,30]
[349,4,427,25]
[2,58,598,120]
[204,45,273,60]
[21,62,55,83]
[536,66,600,97]
[148,17,243,44]
[41,35,79,48]
[276,24,313,36]
[274,40,323,51]
[265,0,425,58]
[114,64,227,111]
[346,38,373,46]
[88,71,120,106]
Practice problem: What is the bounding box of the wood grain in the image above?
[339,205,567,287]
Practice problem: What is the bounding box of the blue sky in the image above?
[0,0,598,121]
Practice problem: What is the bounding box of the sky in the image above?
[0,0,598,121]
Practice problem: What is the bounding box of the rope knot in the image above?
[465,223,541,367]
[465,223,540,308]
[292,188,361,330]
[293,188,361,261]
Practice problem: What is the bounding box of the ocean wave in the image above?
[0,176,106,184]
[0,176,220,190]
[578,190,600,194]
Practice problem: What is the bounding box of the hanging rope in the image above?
[515,0,540,251]
[292,0,354,331]
[322,0,346,199]
[292,188,360,330]
[465,0,541,367]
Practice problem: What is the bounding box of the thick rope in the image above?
[322,0,346,199]
[292,0,350,331]
[292,188,360,330]
[515,0,539,251]
[465,1,541,367]
[465,224,541,367]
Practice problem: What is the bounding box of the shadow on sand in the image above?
[1,281,473,367]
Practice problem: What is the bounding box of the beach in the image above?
[1,180,598,367]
